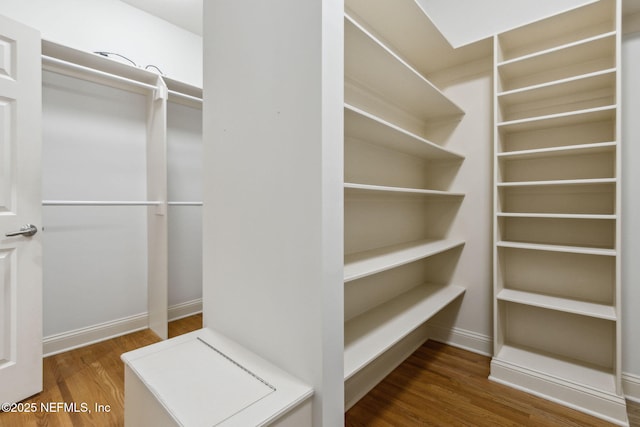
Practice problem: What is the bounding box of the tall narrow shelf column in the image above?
[343,0,468,408]
[146,76,168,340]
[490,1,628,425]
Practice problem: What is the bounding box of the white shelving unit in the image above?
[344,183,464,198]
[344,15,463,123]
[344,239,465,283]
[344,283,466,380]
[343,0,467,409]
[490,1,628,425]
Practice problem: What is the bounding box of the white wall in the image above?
[202,1,344,425]
[0,0,204,345]
[424,59,495,355]
[622,30,640,386]
[167,102,203,308]
[0,0,202,86]
[41,71,149,337]
[41,77,202,346]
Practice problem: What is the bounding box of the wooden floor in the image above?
[346,341,639,427]
[0,314,637,426]
[0,314,202,427]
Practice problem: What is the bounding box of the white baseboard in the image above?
[168,299,203,321]
[426,323,493,357]
[490,358,629,426]
[623,372,640,403]
[427,323,640,405]
[43,299,203,357]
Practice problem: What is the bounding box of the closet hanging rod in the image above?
[167,201,203,206]
[42,55,158,92]
[168,90,202,104]
[42,200,163,207]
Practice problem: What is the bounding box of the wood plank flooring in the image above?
[0,314,202,427]
[0,314,636,426]
[346,341,636,427]
[630,400,640,427]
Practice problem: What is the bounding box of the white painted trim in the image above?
[43,299,202,357]
[623,372,640,403]
[168,298,203,322]
[426,323,493,357]
[490,358,629,426]
[425,324,640,405]
[43,313,148,357]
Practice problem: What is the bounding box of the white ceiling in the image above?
[119,0,203,35]
[417,0,595,47]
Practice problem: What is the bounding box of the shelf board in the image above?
[344,104,464,160]
[496,240,616,257]
[344,283,465,380]
[164,76,203,108]
[497,178,616,188]
[497,289,616,321]
[497,212,616,220]
[497,32,616,87]
[344,13,464,122]
[344,239,465,283]
[163,76,202,99]
[497,106,616,133]
[344,183,464,199]
[498,141,616,160]
[42,40,160,91]
[42,39,202,99]
[497,0,615,63]
[497,68,616,107]
[345,0,490,76]
[493,344,617,395]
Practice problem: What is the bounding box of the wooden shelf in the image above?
[497,0,615,62]
[498,141,616,159]
[496,289,616,321]
[344,239,465,283]
[344,13,463,122]
[344,104,464,161]
[497,178,616,187]
[344,283,465,380]
[344,0,491,76]
[498,190,616,216]
[497,32,616,92]
[42,40,160,93]
[497,212,616,220]
[498,68,615,111]
[344,183,464,199]
[493,344,617,394]
[497,105,616,133]
[496,241,615,257]
[492,1,624,423]
[164,76,203,108]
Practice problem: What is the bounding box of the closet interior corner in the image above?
[40,39,202,346]
[342,0,486,408]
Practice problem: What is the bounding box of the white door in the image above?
[0,14,42,403]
